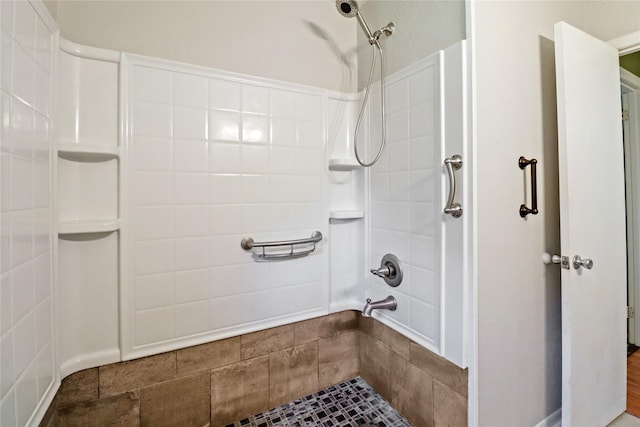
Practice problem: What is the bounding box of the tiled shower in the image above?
[0,1,55,425]
[0,1,469,425]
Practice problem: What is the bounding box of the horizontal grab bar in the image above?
[240,231,323,260]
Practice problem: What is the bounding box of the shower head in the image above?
[335,0,394,47]
[336,0,359,18]
[335,0,376,45]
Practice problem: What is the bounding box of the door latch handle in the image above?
[572,255,593,270]
[543,253,570,269]
[519,156,538,218]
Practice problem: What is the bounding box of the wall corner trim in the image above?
[533,408,561,427]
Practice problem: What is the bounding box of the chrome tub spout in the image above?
[361,295,397,317]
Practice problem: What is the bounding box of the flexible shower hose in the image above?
[354,41,386,167]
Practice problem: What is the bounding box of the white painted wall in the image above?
[51,1,356,92]
[471,1,640,425]
[584,1,640,43]
[357,0,465,90]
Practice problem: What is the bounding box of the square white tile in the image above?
[0,30,11,93]
[134,102,172,138]
[242,85,270,115]
[270,89,296,118]
[134,206,173,241]
[410,67,435,106]
[209,174,241,204]
[174,269,209,304]
[10,256,33,323]
[296,93,322,122]
[208,109,240,142]
[174,237,209,271]
[208,235,250,267]
[135,307,174,345]
[387,79,409,114]
[0,331,15,397]
[12,312,35,377]
[173,139,208,172]
[173,173,208,205]
[242,114,270,144]
[133,172,172,206]
[12,0,35,56]
[387,109,409,144]
[174,300,209,336]
[134,273,173,311]
[241,144,269,174]
[271,118,297,147]
[173,205,208,238]
[32,297,51,352]
[209,78,240,112]
[173,106,206,140]
[33,17,51,74]
[133,137,172,172]
[134,66,172,104]
[0,1,13,34]
[209,204,243,235]
[0,273,12,334]
[134,240,174,275]
[297,121,322,147]
[409,266,437,305]
[208,142,240,174]
[410,235,436,270]
[173,72,208,108]
[409,102,435,138]
[410,299,438,342]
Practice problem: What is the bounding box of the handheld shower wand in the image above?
[335,0,394,167]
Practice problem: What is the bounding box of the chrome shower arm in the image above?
[355,12,376,45]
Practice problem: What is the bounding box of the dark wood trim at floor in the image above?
[628,349,640,417]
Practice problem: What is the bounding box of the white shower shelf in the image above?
[329,210,364,220]
[328,158,361,171]
[58,142,120,161]
[58,219,120,235]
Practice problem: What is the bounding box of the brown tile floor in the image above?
[225,377,410,427]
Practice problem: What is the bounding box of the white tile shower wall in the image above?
[0,1,55,426]
[124,56,329,358]
[368,53,443,353]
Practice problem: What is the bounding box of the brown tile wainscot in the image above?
[39,311,467,427]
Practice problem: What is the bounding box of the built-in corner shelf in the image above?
[58,219,120,235]
[329,210,364,220]
[328,158,361,171]
[58,142,120,161]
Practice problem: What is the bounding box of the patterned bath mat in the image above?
[226,377,412,426]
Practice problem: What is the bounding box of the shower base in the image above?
[225,377,411,427]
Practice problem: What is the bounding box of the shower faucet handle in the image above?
[370,265,394,278]
[370,254,403,287]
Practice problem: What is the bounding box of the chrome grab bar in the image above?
[444,154,463,218]
[240,231,323,260]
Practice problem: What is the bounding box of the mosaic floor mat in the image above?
[226,377,412,427]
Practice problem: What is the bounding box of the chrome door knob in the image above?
[573,255,593,270]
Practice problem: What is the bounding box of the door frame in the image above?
[610,32,640,56]
[611,31,640,348]
[622,67,640,345]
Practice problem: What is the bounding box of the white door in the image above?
[555,22,626,426]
